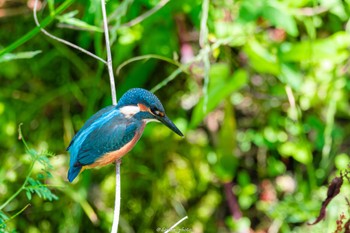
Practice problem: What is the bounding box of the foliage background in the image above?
[1,0,350,232]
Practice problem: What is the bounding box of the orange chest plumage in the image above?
[85,123,146,169]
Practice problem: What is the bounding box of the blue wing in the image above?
[76,116,140,165]
[67,105,116,151]
[67,107,141,182]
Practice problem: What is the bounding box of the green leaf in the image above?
[218,101,237,154]
[0,51,42,63]
[56,11,103,32]
[238,0,263,22]
[47,0,55,14]
[214,101,238,182]
[0,211,8,230]
[278,141,312,164]
[279,62,302,90]
[262,4,298,36]
[26,178,58,201]
[280,32,350,62]
[58,10,79,19]
[244,39,280,75]
[238,0,298,36]
[213,154,238,182]
[335,153,350,170]
[190,67,248,128]
[245,40,303,90]
[26,191,32,201]
[267,156,286,176]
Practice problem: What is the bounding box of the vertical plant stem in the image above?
[101,0,117,106]
[100,1,119,233]
[224,182,242,220]
[199,0,210,113]
[0,185,25,211]
[111,161,121,233]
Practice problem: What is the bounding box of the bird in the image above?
[67,88,183,182]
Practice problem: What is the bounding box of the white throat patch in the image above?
[119,105,140,118]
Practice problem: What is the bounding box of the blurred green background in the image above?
[1,0,350,232]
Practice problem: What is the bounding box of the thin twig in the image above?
[150,37,233,93]
[111,161,121,233]
[164,216,188,233]
[108,0,133,23]
[199,0,210,113]
[0,204,31,227]
[116,54,183,75]
[199,0,209,49]
[285,85,296,109]
[151,66,184,93]
[119,0,170,28]
[100,1,119,233]
[33,0,107,65]
[101,0,117,106]
[224,182,242,220]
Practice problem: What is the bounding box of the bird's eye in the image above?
[151,107,164,117]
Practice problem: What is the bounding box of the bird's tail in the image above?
[67,166,82,183]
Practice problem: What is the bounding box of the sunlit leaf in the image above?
[238,0,262,22]
[267,156,286,176]
[280,32,350,62]
[0,51,42,63]
[26,191,32,201]
[262,4,298,36]
[278,141,312,164]
[238,0,298,36]
[335,153,350,170]
[190,67,248,128]
[279,62,302,90]
[56,11,103,32]
[244,40,280,75]
[214,101,238,182]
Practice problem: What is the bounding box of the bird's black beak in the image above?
[159,115,184,137]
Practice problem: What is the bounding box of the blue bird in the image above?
[67,88,183,182]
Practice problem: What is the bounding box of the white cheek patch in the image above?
[119,105,140,118]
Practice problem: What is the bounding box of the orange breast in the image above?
[84,125,145,169]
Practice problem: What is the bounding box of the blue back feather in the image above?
[67,105,116,151]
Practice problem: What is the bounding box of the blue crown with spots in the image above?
[117,88,165,112]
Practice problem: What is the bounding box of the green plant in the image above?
[0,125,58,232]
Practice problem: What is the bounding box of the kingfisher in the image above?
[67,88,183,182]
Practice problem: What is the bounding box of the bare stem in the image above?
[100,1,119,233]
[101,0,117,106]
[199,0,210,113]
[33,0,107,65]
[116,54,182,76]
[111,161,121,233]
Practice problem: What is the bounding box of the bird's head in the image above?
[117,88,184,137]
